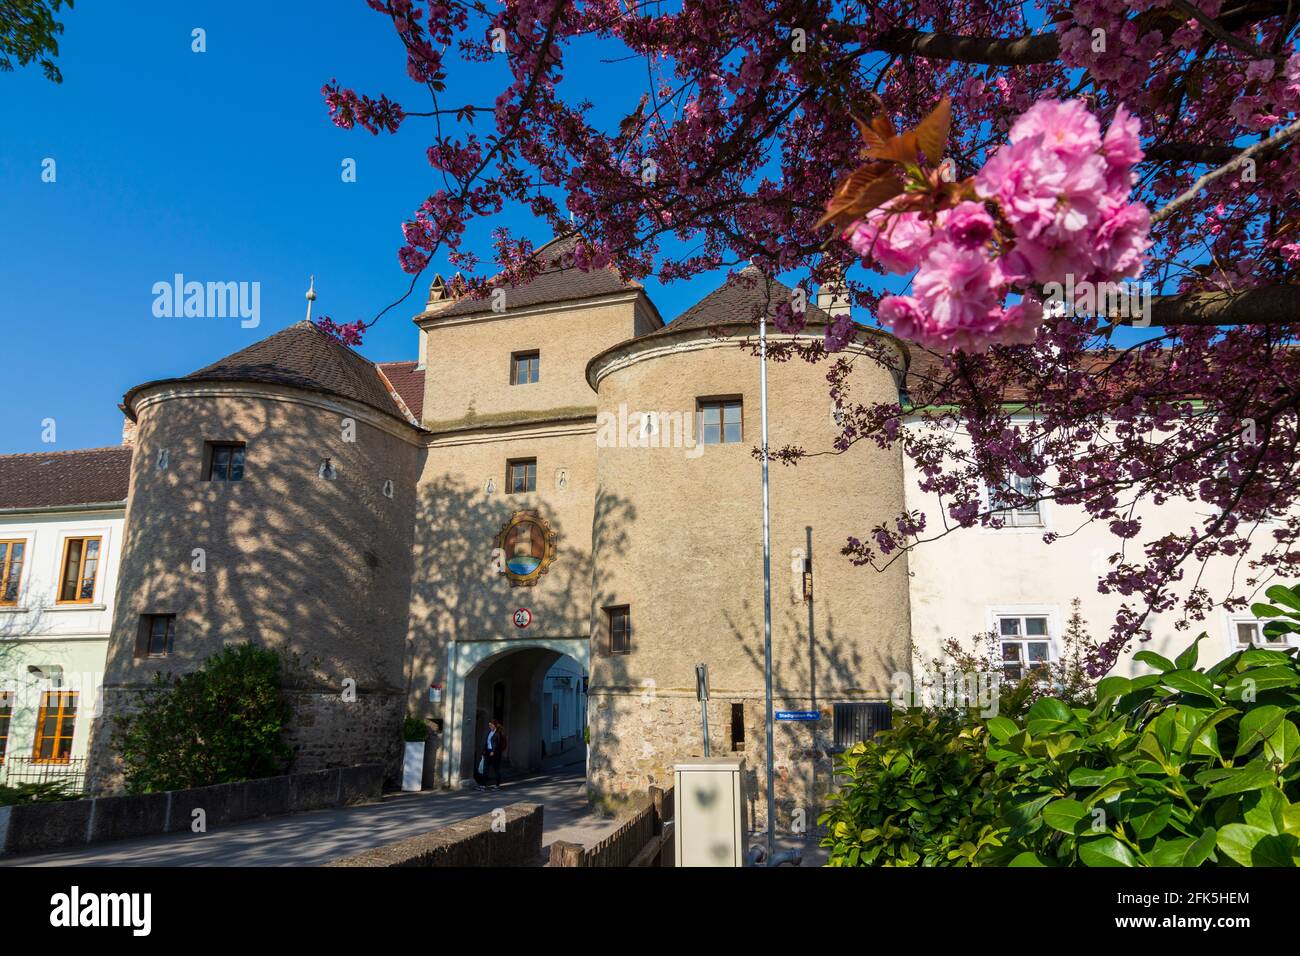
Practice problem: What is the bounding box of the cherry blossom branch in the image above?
[1151,116,1300,224]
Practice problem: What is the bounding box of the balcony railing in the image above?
[0,756,88,794]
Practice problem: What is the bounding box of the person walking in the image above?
[475,719,508,791]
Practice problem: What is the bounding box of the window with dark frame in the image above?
[0,539,25,605]
[0,691,12,765]
[32,690,78,764]
[507,458,537,493]
[57,536,101,604]
[206,442,246,482]
[511,351,540,385]
[697,398,742,445]
[606,605,630,654]
[832,702,893,751]
[136,614,176,658]
[730,703,745,752]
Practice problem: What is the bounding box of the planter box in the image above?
[401,742,425,792]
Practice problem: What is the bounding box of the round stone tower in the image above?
[87,322,424,793]
[584,274,913,827]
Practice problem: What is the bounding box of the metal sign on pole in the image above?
[695,663,710,757]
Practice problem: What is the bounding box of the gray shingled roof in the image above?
[642,268,833,340]
[124,321,417,424]
[435,234,643,319]
[0,446,133,511]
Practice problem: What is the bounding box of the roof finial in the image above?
[305,275,317,323]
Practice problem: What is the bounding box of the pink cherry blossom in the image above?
[940,201,996,250]
[845,206,935,274]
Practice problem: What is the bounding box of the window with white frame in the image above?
[990,473,1043,527]
[998,613,1052,680]
[1232,617,1299,648]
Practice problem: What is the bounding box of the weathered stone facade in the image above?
[88,242,912,835]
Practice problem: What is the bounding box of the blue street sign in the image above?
[775,710,820,722]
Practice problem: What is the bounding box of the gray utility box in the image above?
[673,758,746,867]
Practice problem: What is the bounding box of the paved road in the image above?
[1,769,618,867]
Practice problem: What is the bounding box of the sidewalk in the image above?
[1,769,619,867]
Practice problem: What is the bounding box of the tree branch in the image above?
[872,28,1061,66]
[1152,116,1300,223]
[1115,286,1300,326]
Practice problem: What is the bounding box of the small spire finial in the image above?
[305,275,317,322]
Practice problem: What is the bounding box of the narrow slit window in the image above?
[730,703,745,752]
[607,605,630,655]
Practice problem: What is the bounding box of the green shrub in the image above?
[820,710,1007,866]
[0,780,78,806]
[402,717,428,742]
[114,643,292,794]
[985,633,1300,867]
[823,586,1300,866]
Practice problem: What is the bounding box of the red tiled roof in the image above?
[0,446,133,511]
[377,361,425,422]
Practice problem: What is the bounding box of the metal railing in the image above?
[0,756,88,794]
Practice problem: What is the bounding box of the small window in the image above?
[1234,619,1297,647]
[730,703,745,752]
[991,474,1043,527]
[606,605,630,655]
[32,690,78,764]
[0,691,12,765]
[136,614,176,658]
[832,702,893,751]
[0,539,25,605]
[507,458,537,493]
[697,398,742,445]
[57,536,101,604]
[998,614,1051,681]
[511,351,540,385]
[206,442,246,482]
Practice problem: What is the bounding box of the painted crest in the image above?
[497,509,558,588]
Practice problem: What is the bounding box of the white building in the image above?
[901,414,1297,684]
[0,446,130,792]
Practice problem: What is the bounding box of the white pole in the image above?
[759,297,776,864]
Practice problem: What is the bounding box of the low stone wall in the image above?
[326,803,543,867]
[0,764,382,858]
[549,786,674,867]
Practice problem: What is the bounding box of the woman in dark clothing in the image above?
[475,719,508,791]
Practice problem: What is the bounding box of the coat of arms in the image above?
[497,509,558,587]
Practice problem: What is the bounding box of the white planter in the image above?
[402,741,426,792]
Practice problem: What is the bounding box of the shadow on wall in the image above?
[404,473,637,782]
[91,394,421,788]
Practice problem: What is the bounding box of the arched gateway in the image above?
[443,637,589,787]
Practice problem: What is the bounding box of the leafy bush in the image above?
[114,643,292,794]
[824,589,1300,866]
[0,780,78,806]
[986,634,1300,867]
[821,710,1006,866]
[402,717,428,742]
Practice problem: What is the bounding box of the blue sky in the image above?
[0,1,732,455]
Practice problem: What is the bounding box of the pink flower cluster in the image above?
[850,100,1151,352]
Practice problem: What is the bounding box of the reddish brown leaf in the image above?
[915,97,952,167]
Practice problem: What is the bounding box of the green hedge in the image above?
[822,587,1300,867]
[113,643,292,794]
